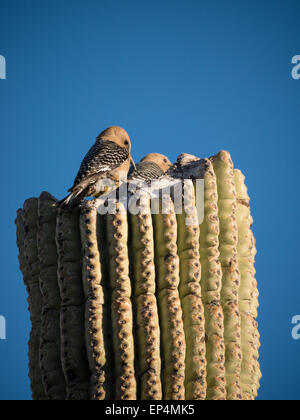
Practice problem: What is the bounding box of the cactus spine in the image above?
[16,151,260,400]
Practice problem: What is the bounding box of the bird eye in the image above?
[124,140,129,145]
[164,158,167,163]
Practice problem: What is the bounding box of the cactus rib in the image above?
[234,170,261,400]
[37,192,66,400]
[107,202,137,400]
[211,151,242,400]
[152,196,186,400]
[198,159,226,400]
[129,195,162,400]
[16,209,44,400]
[177,180,206,400]
[80,200,112,400]
[20,199,48,400]
[56,208,89,400]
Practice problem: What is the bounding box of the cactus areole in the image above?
[15,151,261,400]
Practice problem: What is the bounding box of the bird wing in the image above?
[70,140,129,191]
[128,161,164,183]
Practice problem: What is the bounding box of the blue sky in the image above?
[0,0,299,400]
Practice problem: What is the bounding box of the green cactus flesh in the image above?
[16,151,260,400]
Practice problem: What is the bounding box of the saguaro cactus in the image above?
[15,151,261,400]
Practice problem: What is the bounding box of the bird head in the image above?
[141,153,172,173]
[97,126,136,169]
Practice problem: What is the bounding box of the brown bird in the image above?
[56,126,135,208]
[128,153,172,183]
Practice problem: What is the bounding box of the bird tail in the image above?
[55,194,73,208]
[55,188,83,209]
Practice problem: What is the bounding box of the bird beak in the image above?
[130,155,136,170]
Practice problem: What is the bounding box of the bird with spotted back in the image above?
[128,153,172,183]
[56,126,135,208]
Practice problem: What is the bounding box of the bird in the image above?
[56,126,135,208]
[128,153,172,184]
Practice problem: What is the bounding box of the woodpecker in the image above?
[56,126,135,208]
[128,153,172,183]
